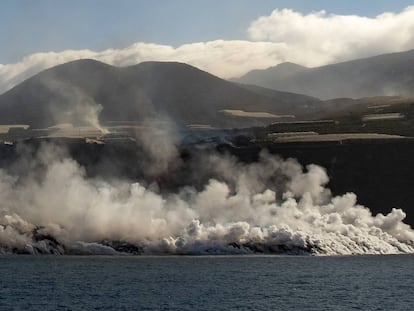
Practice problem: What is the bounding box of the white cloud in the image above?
[2,7,414,94]
[248,6,414,66]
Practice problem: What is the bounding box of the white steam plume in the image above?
[0,144,413,255]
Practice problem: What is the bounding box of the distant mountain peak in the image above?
[274,62,307,70]
[235,48,414,99]
[269,62,308,75]
[52,58,112,69]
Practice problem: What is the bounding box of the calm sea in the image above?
[0,255,413,310]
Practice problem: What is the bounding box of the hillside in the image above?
[235,49,414,99]
[0,59,323,129]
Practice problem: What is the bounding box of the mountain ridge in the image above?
[235,49,414,99]
[0,59,324,128]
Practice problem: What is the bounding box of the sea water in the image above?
[0,255,413,310]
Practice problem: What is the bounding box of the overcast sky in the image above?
[1,0,414,93]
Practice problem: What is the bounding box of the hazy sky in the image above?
[2,0,414,63]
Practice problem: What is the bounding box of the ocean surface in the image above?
[0,255,413,310]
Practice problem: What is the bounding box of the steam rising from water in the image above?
[1,142,413,256]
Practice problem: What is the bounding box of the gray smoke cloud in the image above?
[0,142,413,255]
[36,76,107,133]
[133,117,181,177]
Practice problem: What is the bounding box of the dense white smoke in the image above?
[0,143,413,255]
